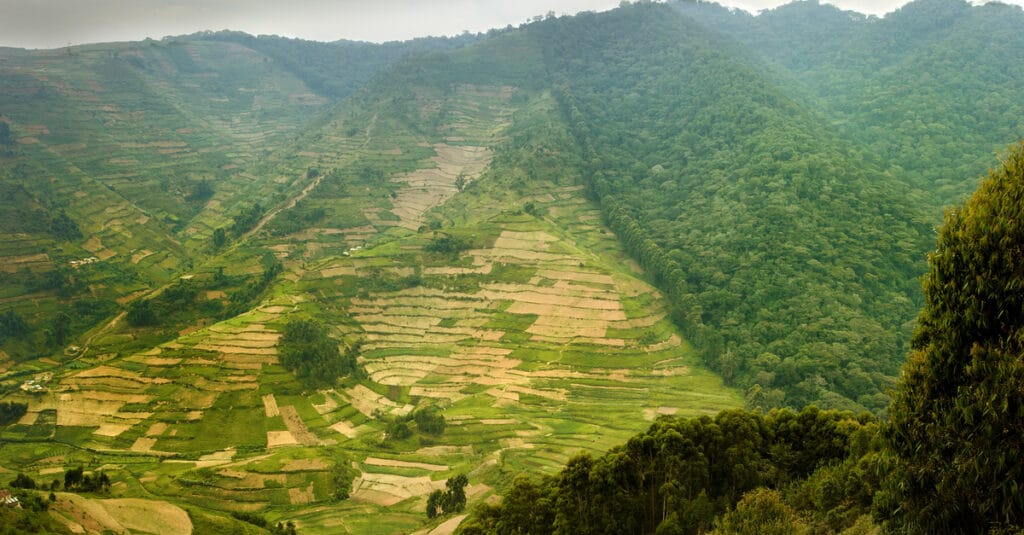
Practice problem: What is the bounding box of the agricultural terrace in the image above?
[0,82,739,535]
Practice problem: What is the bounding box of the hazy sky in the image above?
[1,0,1020,50]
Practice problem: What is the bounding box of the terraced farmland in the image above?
[0,36,740,535]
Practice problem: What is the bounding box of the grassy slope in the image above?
[0,30,740,535]
[0,38,332,365]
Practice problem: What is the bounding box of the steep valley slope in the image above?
[1,1,1024,533]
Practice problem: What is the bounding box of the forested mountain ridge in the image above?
[1,1,1023,533]
[675,0,1024,203]
[527,3,936,412]
[463,141,1024,534]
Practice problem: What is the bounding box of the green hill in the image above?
[1,1,1023,532]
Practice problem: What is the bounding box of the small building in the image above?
[0,490,20,508]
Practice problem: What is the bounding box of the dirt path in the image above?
[242,172,325,241]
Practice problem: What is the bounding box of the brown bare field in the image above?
[409,385,468,402]
[388,143,491,230]
[280,405,318,445]
[74,389,149,401]
[262,394,280,417]
[71,376,167,390]
[646,333,683,352]
[54,495,191,535]
[364,457,448,472]
[289,483,316,504]
[198,337,277,348]
[140,356,183,366]
[479,286,621,309]
[506,302,627,321]
[146,422,168,436]
[207,323,272,334]
[425,514,469,535]
[69,366,133,379]
[485,388,519,402]
[267,431,298,448]
[352,473,443,505]
[471,247,570,264]
[197,449,236,465]
[130,438,157,452]
[194,344,277,355]
[354,314,440,330]
[281,458,330,472]
[500,438,534,449]
[192,377,259,392]
[643,407,680,421]
[226,332,281,342]
[93,423,132,437]
[81,237,104,253]
[130,250,153,264]
[0,253,50,273]
[57,395,134,426]
[17,411,39,425]
[416,445,474,457]
[344,385,412,418]
[221,353,276,368]
[527,321,606,339]
[178,391,217,409]
[330,420,359,438]
[611,315,664,329]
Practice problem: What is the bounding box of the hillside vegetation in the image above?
[1,0,1023,533]
[464,141,1024,534]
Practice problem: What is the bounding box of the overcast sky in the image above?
[1,0,1021,50]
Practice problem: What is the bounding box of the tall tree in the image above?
[881,142,1024,532]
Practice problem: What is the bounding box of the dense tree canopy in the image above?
[527,3,933,413]
[460,407,876,535]
[278,319,360,388]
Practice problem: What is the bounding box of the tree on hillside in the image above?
[426,474,468,518]
[278,319,360,388]
[413,405,446,435]
[0,121,13,147]
[880,141,1024,532]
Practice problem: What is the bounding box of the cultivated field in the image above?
[0,79,740,535]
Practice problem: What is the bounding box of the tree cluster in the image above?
[424,233,473,256]
[230,202,264,236]
[428,474,468,519]
[278,319,360,389]
[63,467,110,493]
[460,406,876,535]
[0,401,28,426]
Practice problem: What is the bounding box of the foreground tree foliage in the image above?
[460,407,877,535]
[879,142,1024,532]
